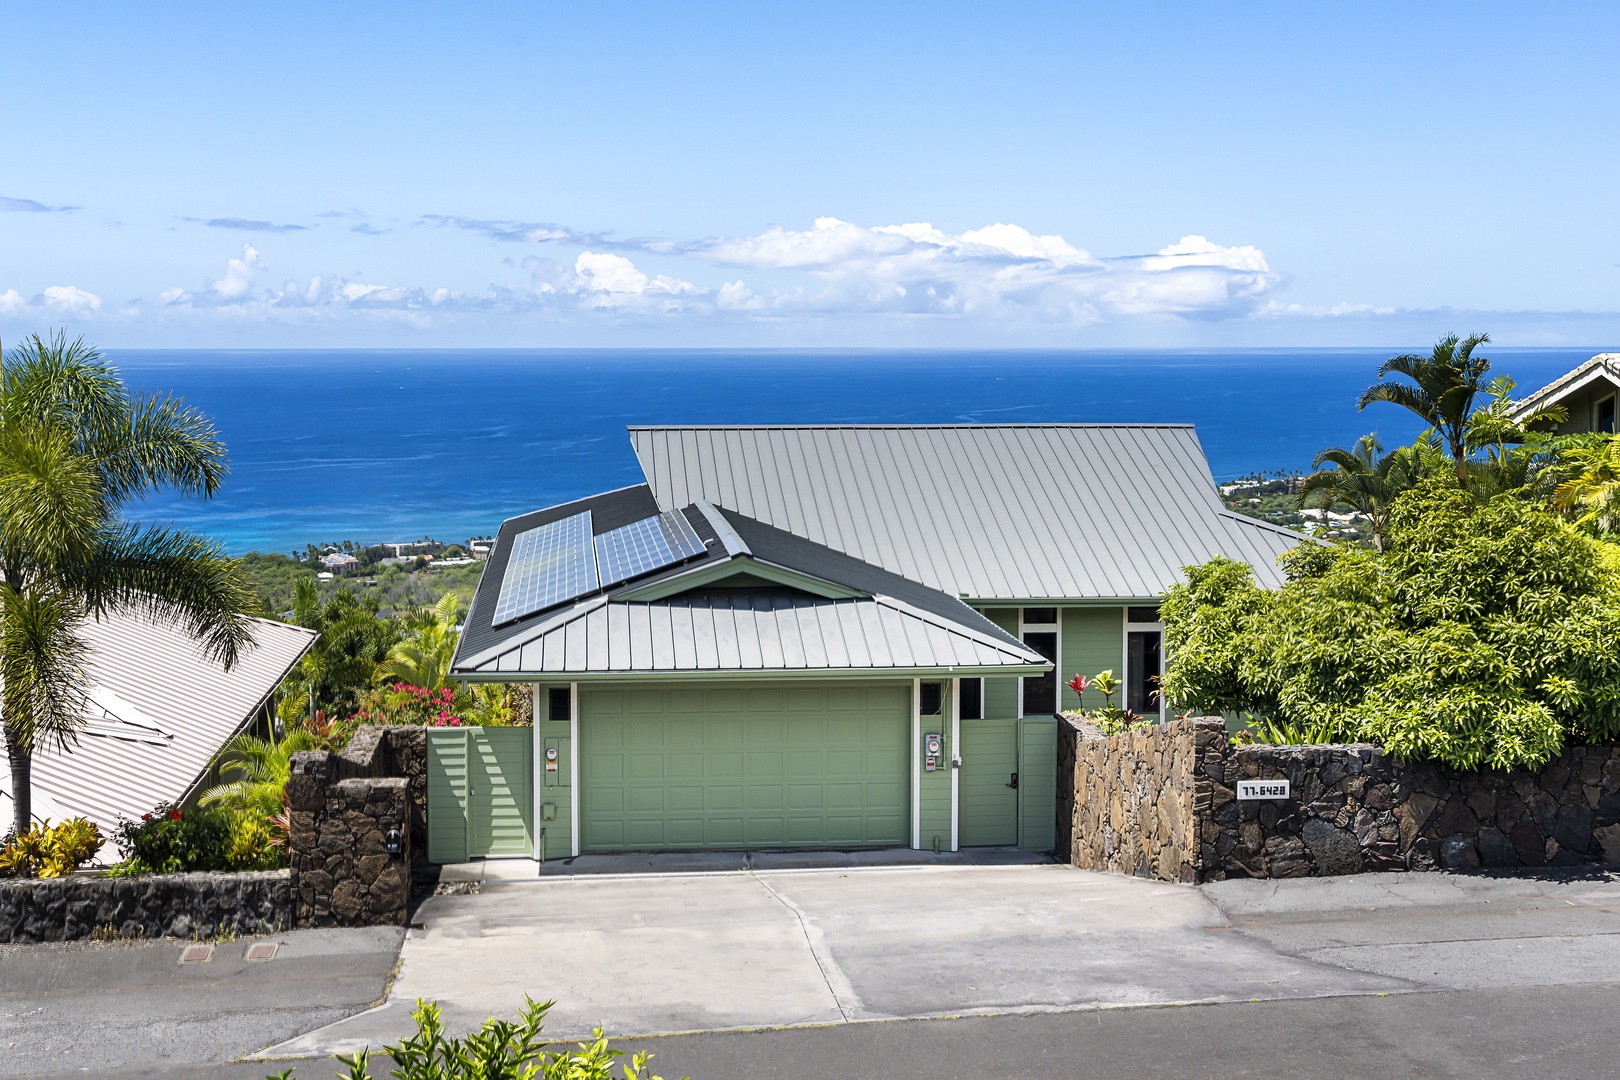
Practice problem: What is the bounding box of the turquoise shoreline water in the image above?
[108,348,1599,555]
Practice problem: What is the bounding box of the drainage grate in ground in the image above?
[244,942,279,962]
[178,944,214,965]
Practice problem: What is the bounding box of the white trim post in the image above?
[569,681,581,857]
[950,676,961,852]
[911,677,921,850]
[541,689,554,867]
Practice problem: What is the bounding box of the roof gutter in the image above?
[452,661,1053,685]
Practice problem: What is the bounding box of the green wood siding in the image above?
[1017,718,1057,852]
[427,728,534,862]
[536,686,573,861]
[958,718,1017,845]
[917,681,951,852]
[1061,607,1123,712]
[981,608,1020,720]
[580,683,910,851]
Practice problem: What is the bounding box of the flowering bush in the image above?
[1064,669,1152,737]
[0,817,104,878]
[108,802,283,875]
[350,682,467,728]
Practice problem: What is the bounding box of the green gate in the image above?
[427,727,534,863]
[579,683,909,851]
[958,717,1057,850]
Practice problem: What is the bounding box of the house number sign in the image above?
[1236,779,1290,800]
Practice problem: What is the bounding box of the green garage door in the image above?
[581,683,909,851]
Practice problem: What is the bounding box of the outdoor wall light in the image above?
[384,827,402,855]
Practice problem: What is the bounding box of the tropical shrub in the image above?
[348,682,518,731]
[107,802,280,874]
[1162,481,1620,770]
[265,997,680,1080]
[1063,670,1151,736]
[0,817,104,878]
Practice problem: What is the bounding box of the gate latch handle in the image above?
[1006,772,1018,790]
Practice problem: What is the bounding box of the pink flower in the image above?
[1066,674,1090,696]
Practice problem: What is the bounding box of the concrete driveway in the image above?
[269,856,1418,1057]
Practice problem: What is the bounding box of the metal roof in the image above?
[630,424,1301,599]
[1509,353,1620,420]
[454,587,1047,679]
[454,492,1048,680]
[0,609,316,836]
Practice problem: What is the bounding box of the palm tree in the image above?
[1358,332,1494,488]
[373,593,461,690]
[0,332,258,835]
[1550,438,1620,535]
[1298,433,1442,551]
[199,729,323,817]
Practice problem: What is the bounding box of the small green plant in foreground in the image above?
[267,997,682,1080]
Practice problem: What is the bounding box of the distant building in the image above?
[1511,353,1620,434]
[320,551,359,570]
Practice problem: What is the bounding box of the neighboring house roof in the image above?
[321,552,359,567]
[0,609,317,836]
[452,488,1048,680]
[630,424,1301,600]
[1510,353,1620,420]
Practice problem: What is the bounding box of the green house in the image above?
[445,424,1301,862]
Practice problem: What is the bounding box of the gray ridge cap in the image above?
[693,500,751,556]
[1217,508,1319,543]
[627,422,1197,430]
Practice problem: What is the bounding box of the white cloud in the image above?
[120,216,1302,330]
[211,244,263,299]
[0,289,27,315]
[41,285,103,312]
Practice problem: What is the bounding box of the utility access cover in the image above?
[244,942,279,962]
[178,944,214,965]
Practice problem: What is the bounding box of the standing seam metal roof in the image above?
[0,609,316,835]
[630,425,1298,598]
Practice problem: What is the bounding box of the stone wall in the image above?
[0,870,289,944]
[1059,718,1620,882]
[1058,715,1225,883]
[287,725,425,928]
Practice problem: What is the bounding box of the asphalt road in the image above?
[0,927,403,1079]
[26,985,1620,1080]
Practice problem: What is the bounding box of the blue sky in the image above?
[2,2,1617,348]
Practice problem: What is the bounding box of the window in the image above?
[1124,608,1164,721]
[1126,631,1162,716]
[1023,607,1057,625]
[959,677,983,720]
[1600,396,1616,435]
[1022,632,1058,714]
[919,681,943,716]
[548,686,571,723]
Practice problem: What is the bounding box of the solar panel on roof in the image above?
[492,511,599,625]
[595,511,707,588]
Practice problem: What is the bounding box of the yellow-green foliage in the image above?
[224,812,284,871]
[0,817,104,878]
[1163,481,1620,770]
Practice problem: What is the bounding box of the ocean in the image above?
[106,348,1598,555]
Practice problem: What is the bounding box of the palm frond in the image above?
[72,523,259,669]
[0,423,106,572]
[95,391,229,504]
[0,585,90,753]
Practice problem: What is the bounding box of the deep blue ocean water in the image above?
[106,348,1599,555]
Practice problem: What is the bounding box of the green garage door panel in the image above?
[427,728,534,863]
[581,684,909,851]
